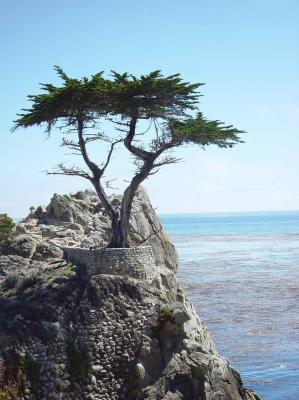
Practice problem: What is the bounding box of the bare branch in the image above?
[61,138,81,151]
[45,163,91,180]
[64,152,83,157]
[104,177,119,190]
[136,119,154,136]
[84,132,107,144]
[148,168,160,176]
[153,155,182,168]
[101,138,123,173]
[77,118,102,177]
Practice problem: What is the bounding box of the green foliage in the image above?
[13,66,114,133]
[13,66,243,150]
[169,112,244,148]
[109,70,202,119]
[66,339,91,382]
[63,263,76,277]
[13,67,202,133]
[158,307,174,326]
[13,67,244,247]
[150,307,176,342]
[0,214,15,242]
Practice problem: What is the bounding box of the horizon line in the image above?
[13,209,299,220]
[158,209,299,216]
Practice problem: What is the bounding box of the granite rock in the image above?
[17,186,178,271]
[0,188,260,400]
[4,234,39,258]
[33,240,64,261]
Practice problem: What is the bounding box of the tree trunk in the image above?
[92,161,152,248]
[76,118,126,248]
[108,210,123,248]
[119,163,152,247]
[118,186,136,248]
[91,178,123,248]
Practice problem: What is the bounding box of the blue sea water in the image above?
[160,211,299,400]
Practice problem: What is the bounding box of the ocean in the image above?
[160,211,299,400]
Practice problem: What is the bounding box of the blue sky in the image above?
[1,0,298,215]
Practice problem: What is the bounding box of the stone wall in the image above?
[63,246,159,281]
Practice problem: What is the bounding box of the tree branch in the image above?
[123,117,153,161]
[153,155,182,168]
[61,138,81,152]
[46,163,91,180]
[77,118,102,177]
[102,138,123,173]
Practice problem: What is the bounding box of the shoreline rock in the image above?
[0,188,261,399]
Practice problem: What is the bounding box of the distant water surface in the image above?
[160,211,299,400]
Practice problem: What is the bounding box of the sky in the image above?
[0,0,298,216]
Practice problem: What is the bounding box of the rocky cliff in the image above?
[0,188,260,400]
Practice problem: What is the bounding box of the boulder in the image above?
[129,187,178,271]
[5,234,39,258]
[0,254,30,279]
[20,187,178,270]
[33,241,64,261]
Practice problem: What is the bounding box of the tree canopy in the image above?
[14,67,244,247]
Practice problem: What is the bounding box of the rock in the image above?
[0,254,30,278]
[5,234,39,258]
[157,265,178,300]
[0,188,261,400]
[92,365,103,372]
[16,223,28,234]
[73,191,88,200]
[90,374,97,385]
[33,205,46,220]
[33,241,63,261]
[164,392,183,400]
[129,187,178,271]
[246,389,263,400]
[57,379,70,391]
[46,194,75,223]
[52,276,69,284]
[19,187,178,269]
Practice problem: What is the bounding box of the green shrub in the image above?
[158,307,174,324]
[0,214,15,242]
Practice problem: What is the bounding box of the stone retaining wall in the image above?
[63,246,158,280]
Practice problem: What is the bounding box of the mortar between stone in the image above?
[63,246,159,281]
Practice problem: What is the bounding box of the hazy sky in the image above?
[1,0,298,216]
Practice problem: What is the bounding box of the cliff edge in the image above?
[0,188,260,400]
